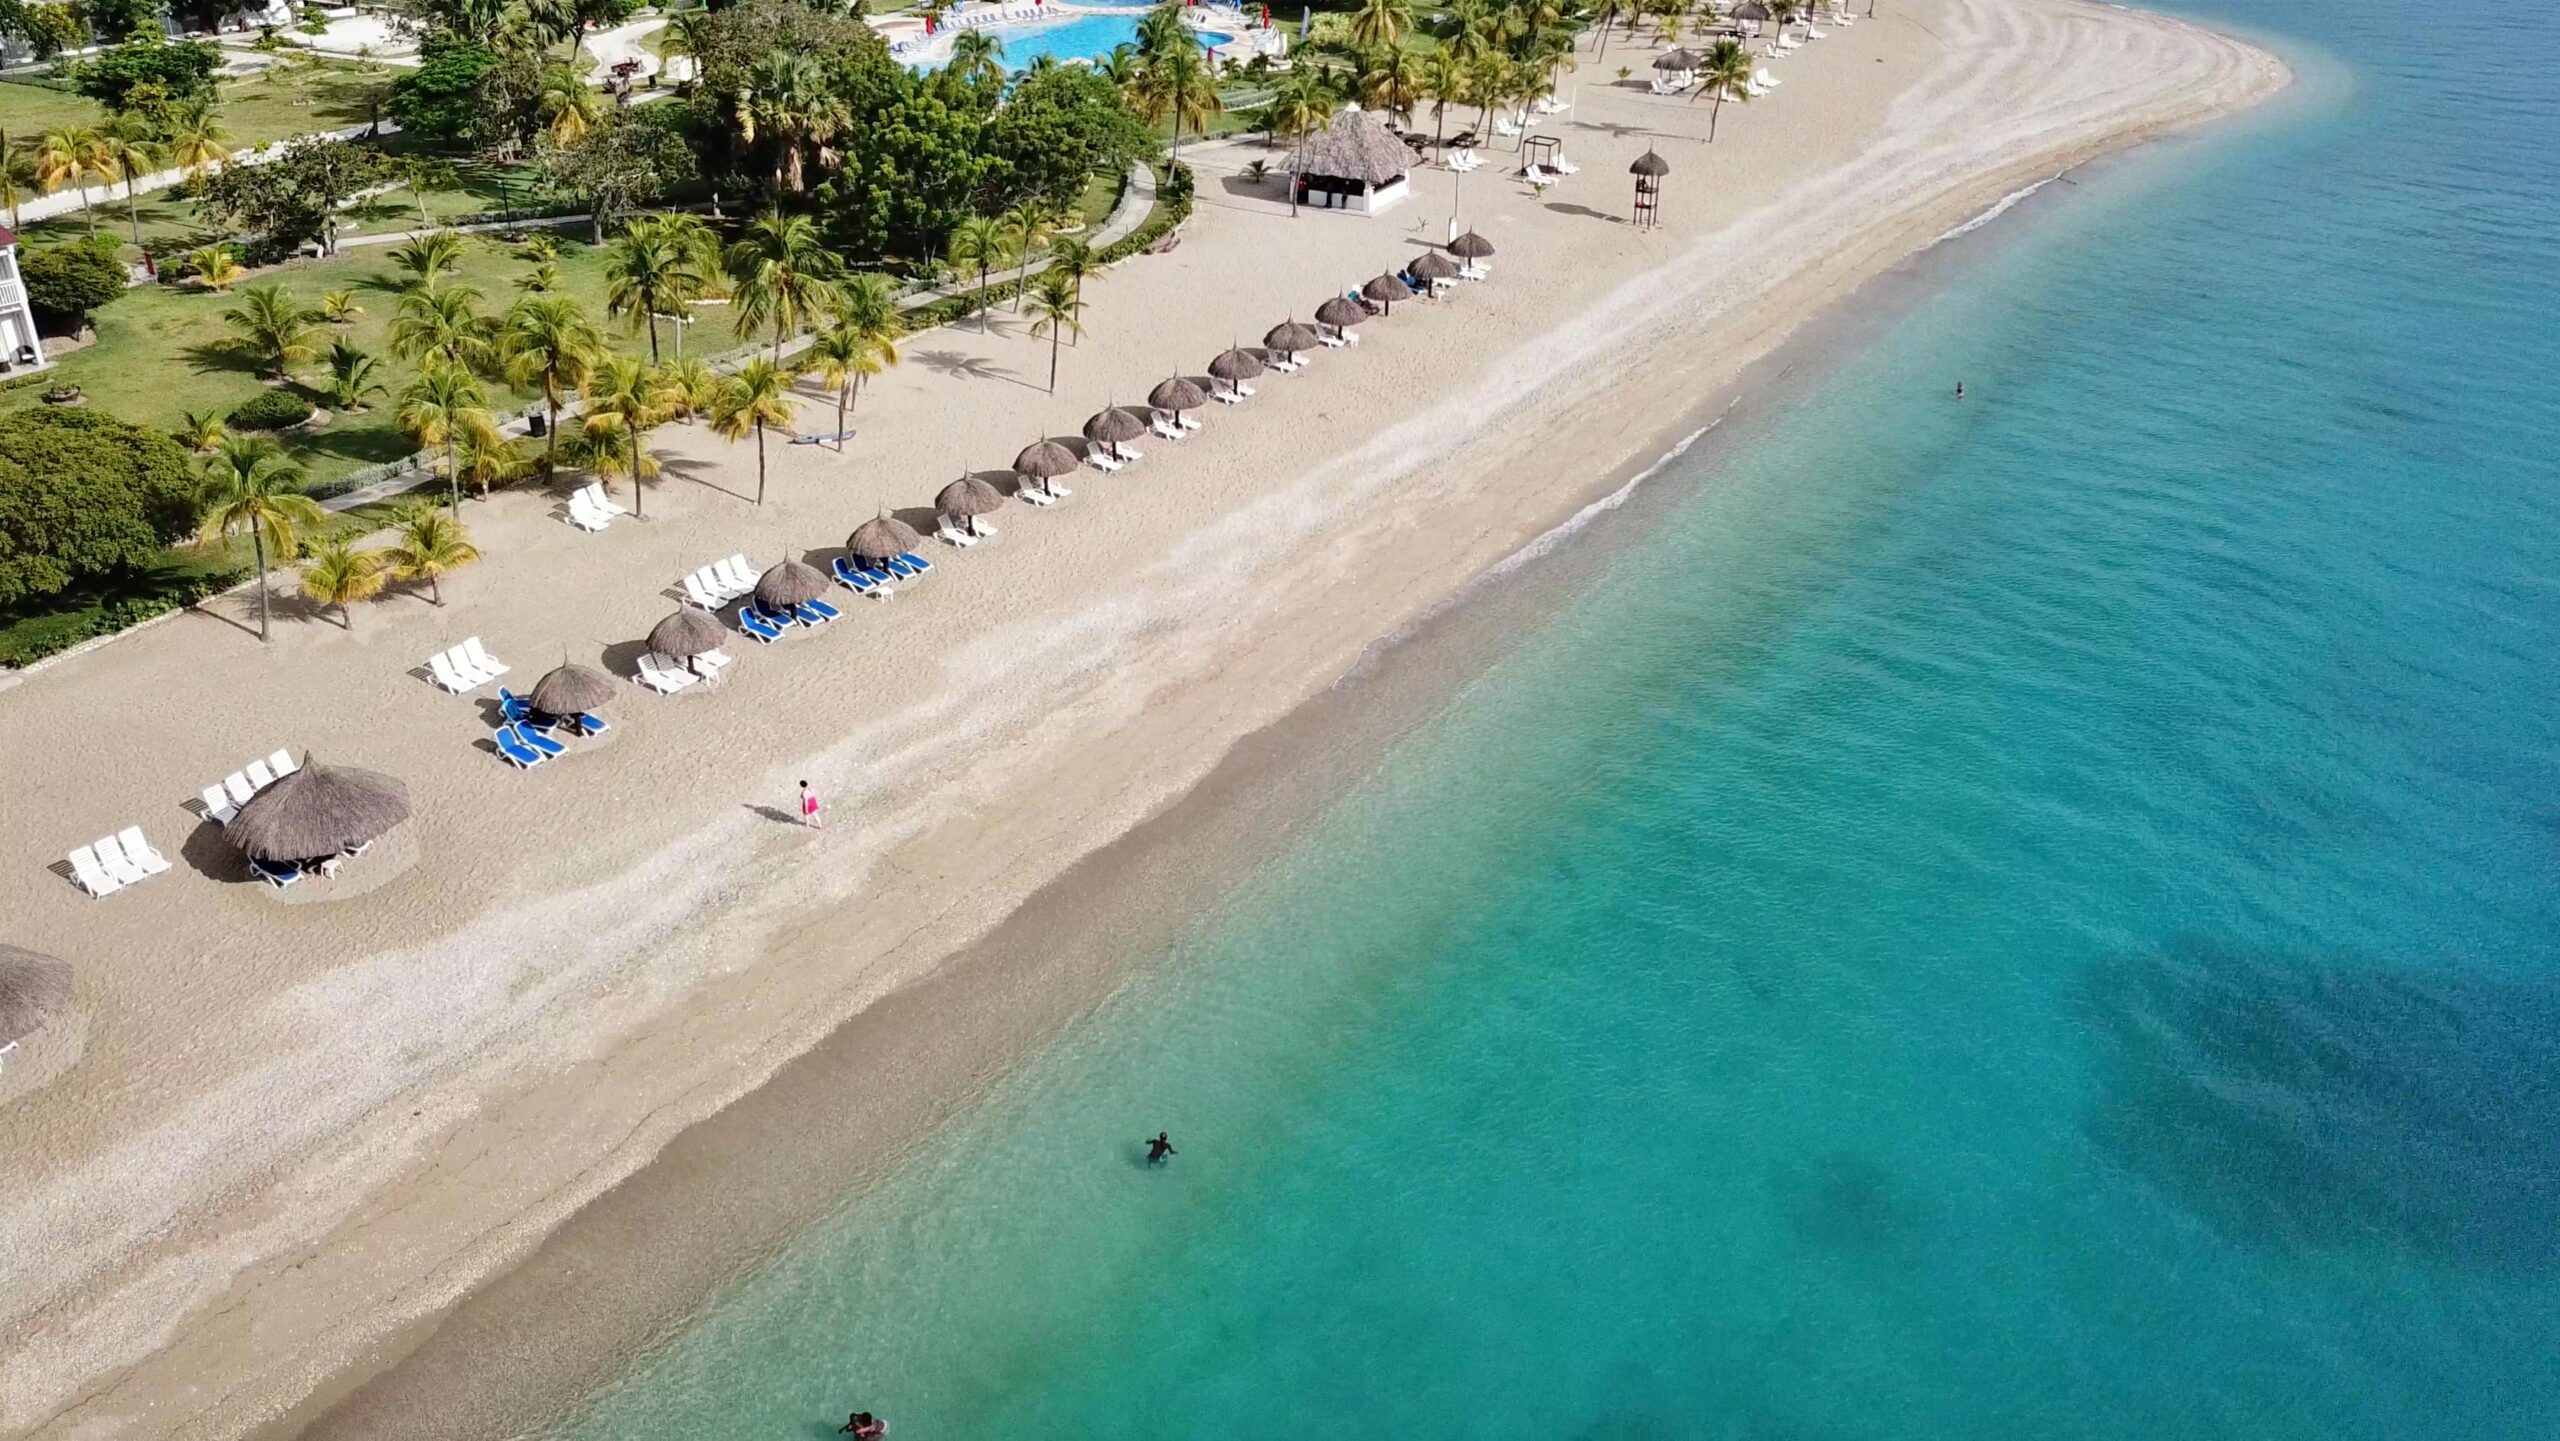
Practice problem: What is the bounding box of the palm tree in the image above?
[580,357,674,517]
[1421,48,1469,153]
[518,259,561,294]
[388,230,467,290]
[1692,38,1753,139]
[743,50,845,194]
[186,245,244,292]
[1095,42,1143,90]
[1042,238,1098,342]
[498,293,603,468]
[832,272,906,408]
[33,126,109,237]
[1350,0,1416,48]
[318,289,361,324]
[299,538,383,630]
[176,409,227,453]
[1003,199,1058,311]
[1025,268,1083,393]
[944,215,1014,332]
[1358,42,1424,122]
[947,31,1005,87]
[724,209,836,358]
[659,9,717,80]
[324,341,388,411]
[97,127,156,247]
[165,118,233,181]
[389,283,494,370]
[194,435,325,643]
[398,359,500,515]
[451,427,533,497]
[222,284,322,381]
[380,501,480,605]
[538,64,603,147]
[0,147,33,230]
[604,218,708,364]
[1267,66,1334,155]
[1133,39,1224,167]
[662,356,720,421]
[708,357,795,506]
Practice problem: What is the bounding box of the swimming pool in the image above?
[914,12,1235,71]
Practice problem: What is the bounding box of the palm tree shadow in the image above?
[1545,202,1625,224]
[907,349,1040,391]
[656,453,755,504]
[181,340,265,379]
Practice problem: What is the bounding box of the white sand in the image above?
[0,2,2285,1434]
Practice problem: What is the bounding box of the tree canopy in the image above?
[385,36,497,142]
[72,36,221,114]
[0,408,197,609]
[197,138,394,258]
[21,236,129,332]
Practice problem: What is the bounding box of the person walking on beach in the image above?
[799,780,822,830]
[1146,1132,1176,1164]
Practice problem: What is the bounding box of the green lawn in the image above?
[0,56,396,153]
[3,231,669,484]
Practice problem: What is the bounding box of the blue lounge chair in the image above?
[862,564,901,588]
[495,725,546,768]
[251,856,303,888]
[897,550,933,575]
[739,606,786,643]
[796,597,841,625]
[833,556,878,593]
[881,556,918,579]
[498,687,533,724]
[571,712,610,737]
[515,722,567,759]
[755,600,801,629]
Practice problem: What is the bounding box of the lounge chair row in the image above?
[833,551,932,596]
[737,595,843,644]
[427,636,510,694]
[200,748,300,824]
[567,482,628,532]
[66,827,171,897]
[499,687,610,738]
[684,554,759,610]
[636,649,727,693]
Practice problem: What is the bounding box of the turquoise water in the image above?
[563,0,2560,1433]
[917,13,1232,70]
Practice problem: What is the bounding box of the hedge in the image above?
[228,388,315,430]
[0,569,244,669]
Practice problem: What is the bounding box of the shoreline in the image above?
[0,5,2290,1435]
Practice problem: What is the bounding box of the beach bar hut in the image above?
[1631,148,1669,229]
[226,760,410,884]
[1286,107,1415,215]
[0,946,71,1079]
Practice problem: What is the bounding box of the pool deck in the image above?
[880,1,1283,70]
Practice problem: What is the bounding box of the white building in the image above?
[0,227,51,374]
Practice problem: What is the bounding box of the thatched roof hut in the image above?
[1733,1,1770,19]
[1264,320,1322,355]
[1450,230,1496,259]
[650,607,726,659]
[0,947,70,1053]
[1285,108,1416,215]
[756,559,831,609]
[529,662,616,716]
[227,762,410,863]
[847,514,923,565]
[938,475,1005,518]
[1653,47,1701,71]
[1150,375,1207,413]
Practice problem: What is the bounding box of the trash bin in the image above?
[526,409,547,438]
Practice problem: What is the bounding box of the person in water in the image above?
[1955,381,1966,399]
[1146,1132,1176,1164]
[841,1412,887,1438]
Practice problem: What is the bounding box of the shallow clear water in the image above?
[915,12,1232,70]
[561,0,2560,1433]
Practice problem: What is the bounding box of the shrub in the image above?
[386,36,495,142]
[72,35,222,110]
[227,388,315,430]
[0,408,197,609]
[21,239,129,331]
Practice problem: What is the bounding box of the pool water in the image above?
[917,12,1235,70]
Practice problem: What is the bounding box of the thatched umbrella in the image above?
[1363,271,1415,315]
[938,474,1005,536]
[1208,345,1266,397]
[847,513,922,567]
[1081,407,1145,462]
[1409,251,1460,289]
[1631,148,1671,177]
[0,946,71,1055]
[227,760,410,864]
[1016,438,1081,479]
[529,661,616,717]
[756,559,831,611]
[1150,374,1207,424]
[1314,294,1365,341]
[1450,230,1496,260]
[1653,46,1702,71]
[649,607,726,661]
[1264,319,1322,361]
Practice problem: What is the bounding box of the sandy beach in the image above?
[0,2,2285,1434]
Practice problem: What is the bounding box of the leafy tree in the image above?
[21,237,128,330]
[496,292,602,467]
[543,107,697,242]
[984,64,1157,217]
[387,154,456,229]
[1024,267,1081,393]
[73,36,219,109]
[814,82,994,264]
[385,36,496,141]
[10,2,85,60]
[198,138,393,257]
[380,500,479,605]
[221,283,322,380]
[192,434,323,643]
[708,357,794,505]
[298,537,383,629]
[0,407,195,608]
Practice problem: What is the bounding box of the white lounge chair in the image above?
[1086,450,1123,473]
[693,647,733,676]
[202,784,238,825]
[91,834,149,887]
[721,554,755,593]
[224,771,258,809]
[581,482,629,517]
[1213,388,1247,406]
[937,520,979,547]
[683,572,727,610]
[269,749,298,777]
[245,758,277,791]
[566,498,608,532]
[116,827,170,876]
[1019,485,1058,506]
[66,844,122,897]
[1151,416,1186,440]
[635,653,696,693]
[427,651,474,693]
[462,636,508,680]
[1178,412,1203,431]
[1269,355,1302,374]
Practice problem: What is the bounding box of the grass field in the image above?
[0,54,396,151]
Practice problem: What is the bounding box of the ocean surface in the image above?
[554,0,2560,1433]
